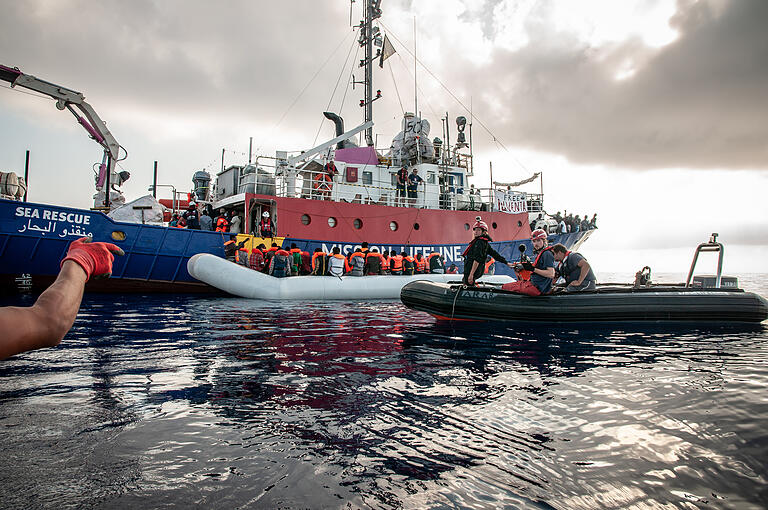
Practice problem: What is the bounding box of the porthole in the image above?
[413,223,420,230]
[517,220,523,227]
[301,214,311,225]
[353,218,363,229]
[111,231,126,241]
[492,222,498,229]
[389,221,398,231]
[328,217,337,228]
[463,223,470,230]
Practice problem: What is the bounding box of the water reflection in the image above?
[1,294,767,508]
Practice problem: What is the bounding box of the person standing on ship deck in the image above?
[396,166,408,207]
[462,217,511,286]
[407,168,424,208]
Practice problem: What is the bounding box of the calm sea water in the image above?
[1,273,767,509]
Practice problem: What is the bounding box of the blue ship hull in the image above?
[1,198,230,292]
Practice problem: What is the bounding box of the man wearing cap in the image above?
[407,168,424,207]
[462,216,511,286]
[501,229,555,296]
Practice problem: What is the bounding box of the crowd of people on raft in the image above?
[230,241,459,278]
[227,214,596,296]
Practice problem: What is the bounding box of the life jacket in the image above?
[300,251,312,275]
[311,252,328,275]
[415,256,426,274]
[215,216,229,232]
[348,251,366,276]
[428,253,445,273]
[518,246,554,281]
[403,256,415,275]
[328,253,349,277]
[364,252,384,275]
[237,247,249,266]
[390,255,404,274]
[446,266,459,274]
[259,218,274,236]
[289,248,302,274]
[249,249,265,271]
[270,249,291,278]
[461,233,492,258]
[485,257,495,275]
[380,255,390,274]
[223,240,237,259]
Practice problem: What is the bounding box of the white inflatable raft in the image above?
[187,253,513,300]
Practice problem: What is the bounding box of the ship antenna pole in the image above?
[413,16,418,117]
[363,0,374,146]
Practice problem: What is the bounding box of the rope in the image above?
[0,83,55,101]
[254,29,355,154]
[451,284,465,320]
[379,21,533,175]
[313,28,361,146]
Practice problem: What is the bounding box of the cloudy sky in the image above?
[1,0,766,274]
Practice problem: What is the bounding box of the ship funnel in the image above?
[323,112,345,149]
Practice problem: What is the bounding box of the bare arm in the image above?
[569,259,592,286]
[468,260,480,284]
[0,261,87,360]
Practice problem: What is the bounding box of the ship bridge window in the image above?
[362,171,373,185]
[427,172,436,184]
[390,173,398,186]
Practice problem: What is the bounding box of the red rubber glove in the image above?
[60,237,125,281]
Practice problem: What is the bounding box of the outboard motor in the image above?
[192,170,211,202]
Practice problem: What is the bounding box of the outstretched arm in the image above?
[0,238,123,360]
[0,261,87,359]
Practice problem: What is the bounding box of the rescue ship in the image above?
[0,1,592,293]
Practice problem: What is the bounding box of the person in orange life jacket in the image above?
[427,252,445,273]
[462,216,511,286]
[389,250,403,275]
[484,255,496,275]
[364,248,385,275]
[249,244,266,272]
[446,263,459,274]
[263,242,279,273]
[236,244,249,266]
[176,215,187,228]
[288,243,303,275]
[259,211,275,238]
[414,253,426,274]
[215,208,229,232]
[380,251,391,275]
[501,229,555,296]
[328,246,350,277]
[0,237,124,360]
[311,248,328,275]
[269,247,293,277]
[551,243,597,292]
[224,239,246,261]
[402,252,416,275]
[348,249,367,276]
[300,250,312,275]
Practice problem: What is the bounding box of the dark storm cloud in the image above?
[466,0,768,169]
[0,0,352,125]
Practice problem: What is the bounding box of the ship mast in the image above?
[357,0,381,147]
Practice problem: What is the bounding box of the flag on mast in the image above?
[379,35,396,68]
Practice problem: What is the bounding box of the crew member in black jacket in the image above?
[462,216,512,285]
